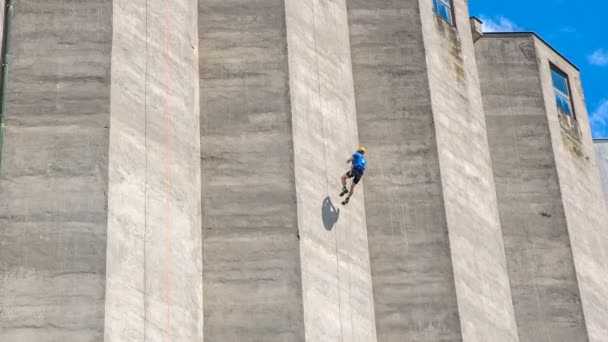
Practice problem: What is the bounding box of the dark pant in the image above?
[346,167,364,184]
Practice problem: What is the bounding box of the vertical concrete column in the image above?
[199,1,305,340]
[200,0,375,340]
[476,35,588,342]
[534,40,608,342]
[347,0,463,340]
[418,1,518,341]
[348,0,518,340]
[105,0,203,341]
[0,1,111,341]
[285,0,376,341]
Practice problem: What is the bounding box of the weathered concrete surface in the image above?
[0,1,111,341]
[104,0,203,341]
[286,0,376,341]
[3,1,607,341]
[199,0,305,340]
[346,0,462,340]
[419,1,519,341]
[534,37,608,342]
[595,140,608,207]
[200,0,375,340]
[476,35,588,342]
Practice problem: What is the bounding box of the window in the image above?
[433,0,454,25]
[550,66,575,119]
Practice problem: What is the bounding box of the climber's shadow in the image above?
[322,196,340,231]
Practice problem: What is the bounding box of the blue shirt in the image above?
[352,152,366,171]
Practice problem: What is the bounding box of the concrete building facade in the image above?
[347,2,517,341]
[0,1,112,340]
[476,33,608,342]
[0,2,606,342]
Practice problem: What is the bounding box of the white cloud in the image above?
[478,15,522,33]
[590,99,608,138]
[588,49,608,66]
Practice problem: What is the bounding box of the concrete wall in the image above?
[534,38,608,342]
[104,0,203,341]
[346,0,462,340]
[0,1,111,341]
[200,0,375,340]
[199,0,305,340]
[594,140,608,207]
[285,0,376,340]
[1,1,606,341]
[476,35,588,342]
[418,2,519,341]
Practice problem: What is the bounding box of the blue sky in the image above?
[468,0,608,139]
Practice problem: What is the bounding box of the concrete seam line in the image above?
[164,0,173,340]
[143,0,149,339]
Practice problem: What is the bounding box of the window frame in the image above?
[550,63,577,121]
[433,0,456,26]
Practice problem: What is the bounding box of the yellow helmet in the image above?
[357,146,366,154]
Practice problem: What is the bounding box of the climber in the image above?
[339,146,366,205]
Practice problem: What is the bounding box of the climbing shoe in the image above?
[339,187,349,197]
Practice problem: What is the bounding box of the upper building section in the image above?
[475,29,608,342]
[475,32,592,158]
[475,31,591,342]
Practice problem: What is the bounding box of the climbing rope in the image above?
[310,1,345,340]
[330,1,357,338]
